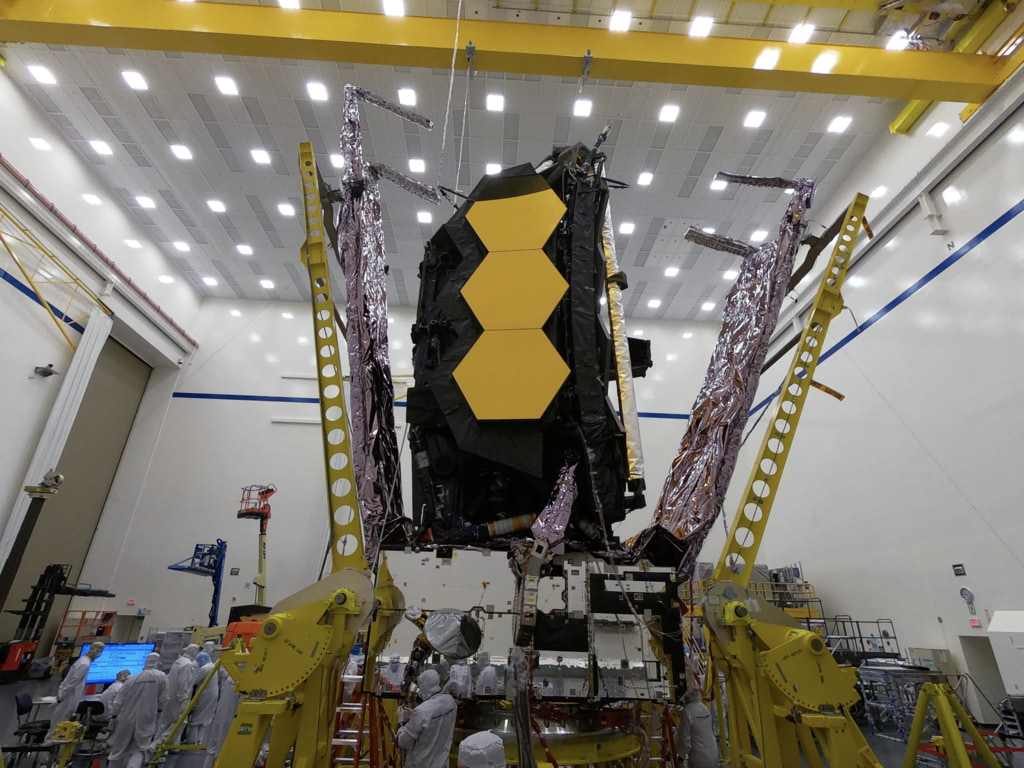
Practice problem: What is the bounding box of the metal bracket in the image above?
[918,190,949,235]
[466,41,476,80]
[579,49,593,94]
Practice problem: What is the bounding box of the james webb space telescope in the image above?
[401,138,687,705]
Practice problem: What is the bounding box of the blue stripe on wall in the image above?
[1,265,86,334]
[171,195,1024,421]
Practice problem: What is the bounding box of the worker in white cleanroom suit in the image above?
[475,651,498,697]
[107,652,168,768]
[396,670,457,768]
[201,666,242,768]
[678,688,719,768]
[458,730,507,768]
[159,643,200,742]
[184,652,220,744]
[101,669,132,714]
[446,660,472,699]
[46,641,105,742]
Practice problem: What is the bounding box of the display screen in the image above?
[79,643,156,685]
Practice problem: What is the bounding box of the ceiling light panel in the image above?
[237,244,253,255]
[485,163,502,175]
[664,266,679,277]
[27,65,56,85]
[136,196,155,209]
[82,194,101,205]
[307,81,328,101]
[397,88,416,106]
[279,0,300,7]
[701,301,716,311]
[659,104,680,122]
[744,110,766,128]
[927,122,949,137]
[89,140,113,155]
[214,76,238,95]
[609,10,632,31]
[647,298,662,308]
[828,115,853,133]
[637,171,653,186]
[417,211,432,224]
[383,0,404,16]
[173,241,190,252]
[260,279,275,289]
[751,230,769,242]
[29,137,51,151]
[207,200,226,213]
[574,99,592,117]
[619,222,635,235]
[170,144,192,160]
[723,270,739,279]
[251,148,271,164]
[278,203,295,216]
[158,275,174,283]
[886,30,910,50]
[409,158,426,173]
[690,16,713,37]
[203,276,218,286]
[125,239,141,248]
[870,186,887,198]
[330,154,345,168]
[788,23,815,44]
[710,179,728,191]
[122,71,148,90]
[486,93,505,112]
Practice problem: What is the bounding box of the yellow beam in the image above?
[0,0,1008,102]
[890,0,1010,133]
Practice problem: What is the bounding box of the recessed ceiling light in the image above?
[279,0,300,7]
[486,93,505,111]
[251,148,271,164]
[788,23,815,44]
[173,241,190,252]
[619,222,635,235]
[634,329,644,336]
[282,312,294,319]
[27,65,56,85]
[683,332,693,338]
[784,188,795,194]
[307,81,328,101]
[29,137,51,151]
[417,211,433,224]
[387,317,395,324]
[409,158,426,173]
[637,171,653,186]
[230,309,242,317]
[751,230,769,241]
[701,301,716,311]
[847,275,866,288]
[610,9,632,31]
[278,203,295,216]
[383,0,404,16]
[82,194,101,205]
[744,110,766,128]
[207,200,226,213]
[828,115,853,133]
[689,16,713,37]
[754,48,780,70]
[170,144,192,160]
[89,140,113,155]
[886,30,910,51]
[1008,125,1024,145]
[647,298,662,308]
[659,104,680,122]
[870,185,887,198]
[485,163,502,175]
[122,71,148,90]
[574,98,593,117]
[811,52,838,74]
[710,179,728,191]
[397,88,416,106]
[723,269,739,279]
[942,186,963,205]
[214,76,238,95]
[237,244,253,255]
[330,154,345,168]
[203,276,218,287]
[664,266,679,277]
[125,239,141,248]
[702,226,715,234]
[158,275,174,284]
[927,122,949,137]
[136,196,156,209]
[260,279,275,289]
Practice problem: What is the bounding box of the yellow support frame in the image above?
[903,683,1001,768]
[0,0,1008,102]
[713,192,869,588]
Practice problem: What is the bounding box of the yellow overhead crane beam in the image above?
[0,0,1012,102]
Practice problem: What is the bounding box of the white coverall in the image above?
[475,652,498,697]
[107,653,169,768]
[101,679,126,714]
[458,730,506,768]
[185,653,220,744]
[202,669,242,768]
[678,690,719,768]
[396,671,457,768]
[46,653,94,741]
[159,644,199,741]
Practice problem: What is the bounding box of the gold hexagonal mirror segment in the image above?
[466,188,566,253]
[454,329,569,421]
[461,250,568,330]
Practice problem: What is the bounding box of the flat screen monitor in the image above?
[79,642,156,685]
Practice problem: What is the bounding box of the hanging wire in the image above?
[455,66,471,194]
[436,0,466,192]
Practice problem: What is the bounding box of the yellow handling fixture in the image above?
[704,193,882,768]
[903,683,1001,768]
